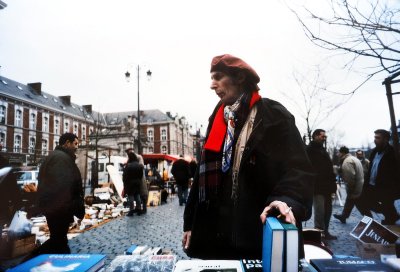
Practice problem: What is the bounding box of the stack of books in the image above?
[262,216,299,272]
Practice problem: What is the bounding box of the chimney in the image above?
[83,104,92,114]
[27,82,42,95]
[59,95,71,106]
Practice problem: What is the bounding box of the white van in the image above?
[16,170,39,188]
[96,156,127,184]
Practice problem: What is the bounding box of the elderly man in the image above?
[333,146,364,224]
[182,54,314,259]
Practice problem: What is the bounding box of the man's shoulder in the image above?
[259,97,293,119]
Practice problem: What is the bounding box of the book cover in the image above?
[173,260,243,272]
[107,254,176,272]
[7,254,106,272]
[350,216,399,245]
[262,216,284,272]
[125,244,138,255]
[279,220,299,272]
[240,259,262,271]
[310,258,396,272]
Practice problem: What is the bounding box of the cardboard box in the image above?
[0,234,37,259]
[355,239,396,259]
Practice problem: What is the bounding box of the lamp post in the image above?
[125,65,152,155]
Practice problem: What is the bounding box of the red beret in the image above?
[210,54,260,85]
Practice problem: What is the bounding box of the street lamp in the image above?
[125,65,152,155]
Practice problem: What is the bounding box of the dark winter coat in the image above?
[366,144,400,200]
[306,141,337,195]
[171,159,191,188]
[37,146,84,221]
[184,98,314,259]
[123,162,144,195]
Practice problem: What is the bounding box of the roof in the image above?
[103,109,175,125]
[0,75,103,123]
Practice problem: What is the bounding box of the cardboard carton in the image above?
[0,234,36,259]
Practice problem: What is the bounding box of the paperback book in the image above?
[310,258,396,272]
[262,216,284,272]
[240,259,262,271]
[173,260,243,272]
[350,216,399,245]
[7,254,106,272]
[279,220,299,272]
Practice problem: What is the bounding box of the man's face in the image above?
[356,152,363,160]
[210,71,243,105]
[314,131,327,144]
[64,138,79,153]
[374,133,387,149]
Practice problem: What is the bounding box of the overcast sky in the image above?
[0,0,399,148]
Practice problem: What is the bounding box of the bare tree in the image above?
[281,65,350,143]
[290,0,400,91]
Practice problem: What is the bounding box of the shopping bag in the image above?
[8,210,32,238]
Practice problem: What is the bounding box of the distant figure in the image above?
[171,155,191,206]
[0,154,22,234]
[162,167,169,182]
[123,152,144,216]
[26,133,84,259]
[355,149,370,182]
[189,159,198,180]
[357,129,400,225]
[333,146,364,224]
[125,148,148,214]
[306,129,337,240]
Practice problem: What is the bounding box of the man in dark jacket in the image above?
[182,54,314,260]
[357,129,400,225]
[171,156,191,206]
[27,133,84,259]
[123,152,144,216]
[306,129,337,240]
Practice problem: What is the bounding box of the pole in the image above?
[383,78,400,160]
[137,65,141,155]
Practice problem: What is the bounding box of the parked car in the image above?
[16,170,39,188]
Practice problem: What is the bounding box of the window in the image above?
[161,145,167,154]
[149,146,154,153]
[43,116,49,132]
[42,139,48,155]
[29,137,35,154]
[64,121,69,133]
[30,113,36,129]
[161,129,167,141]
[0,132,5,151]
[55,120,60,134]
[74,124,78,135]
[14,135,21,153]
[82,127,86,141]
[15,109,22,127]
[147,130,154,142]
[0,105,6,124]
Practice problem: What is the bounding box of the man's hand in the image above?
[260,200,296,225]
[182,231,192,251]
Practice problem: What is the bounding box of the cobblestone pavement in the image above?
[2,186,399,270]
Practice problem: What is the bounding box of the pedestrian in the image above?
[333,146,364,224]
[182,54,314,259]
[357,129,400,225]
[0,154,22,235]
[123,152,144,216]
[171,155,191,206]
[24,133,85,260]
[355,149,370,182]
[189,159,197,179]
[306,129,337,240]
[125,148,149,214]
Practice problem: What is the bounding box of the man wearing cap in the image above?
[182,54,314,259]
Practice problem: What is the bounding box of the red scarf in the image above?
[204,91,261,152]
